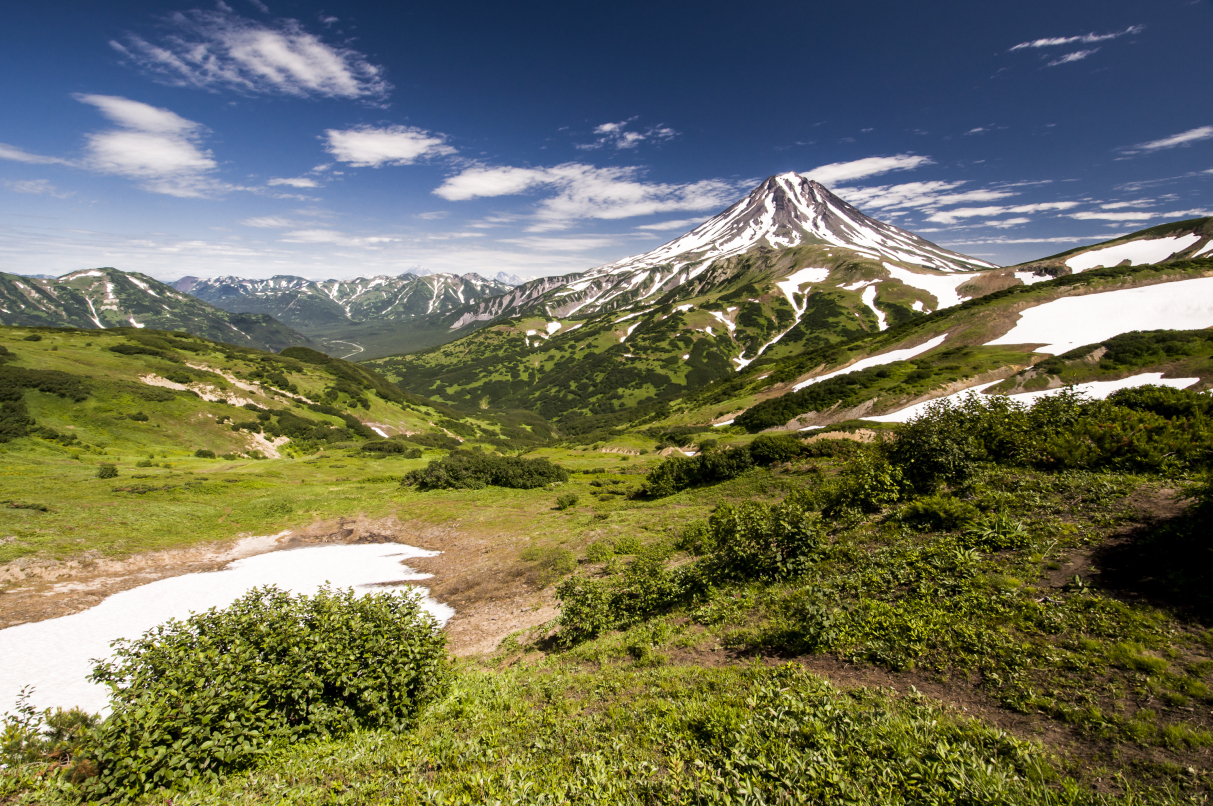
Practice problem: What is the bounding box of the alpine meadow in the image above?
[2,2,1213,804]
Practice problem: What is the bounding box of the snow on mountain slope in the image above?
[1065,234,1201,272]
[188,272,512,328]
[987,276,1213,354]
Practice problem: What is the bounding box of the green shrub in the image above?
[194,449,216,458]
[707,489,823,581]
[747,433,805,464]
[96,463,117,479]
[361,440,422,458]
[520,546,576,587]
[134,459,154,468]
[899,493,980,531]
[801,439,861,459]
[822,451,902,518]
[21,334,42,342]
[85,586,446,799]
[584,539,616,563]
[641,447,754,497]
[556,545,683,646]
[0,688,97,777]
[555,492,579,510]
[403,450,569,490]
[963,511,1029,550]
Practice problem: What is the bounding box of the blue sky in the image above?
[1,0,1211,281]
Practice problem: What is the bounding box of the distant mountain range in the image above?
[0,268,320,353]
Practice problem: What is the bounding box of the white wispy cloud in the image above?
[241,216,299,228]
[111,7,389,99]
[925,201,1080,224]
[433,163,741,231]
[1122,126,1213,154]
[576,120,678,150]
[266,176,320,187]
[636,218,704,231]
[75,94,225,198]
[1010,25,1143,51]
[324,125,455,167]
[0,144,73,166]
[836,181,1015,212]
[2,179,73,198]
[1047,49,1098,67]
[501,235,621,252]
[802,154,932,185]
[989,217,1031,228]
[279,228,399,247]
[1070,209,1210,222]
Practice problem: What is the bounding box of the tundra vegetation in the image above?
[1,318,1213,804]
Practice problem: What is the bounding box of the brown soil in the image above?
[0,513,556,656]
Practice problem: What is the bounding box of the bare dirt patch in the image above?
[0,512,556,657]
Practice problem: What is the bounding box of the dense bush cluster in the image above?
[360,440,422,457]
[888,386,1213,492]
[402,450,569,490]
[641,433,810,497]
[83,586,446,798]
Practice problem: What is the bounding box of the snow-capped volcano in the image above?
[603,172,997,276]
[452,172,999,327]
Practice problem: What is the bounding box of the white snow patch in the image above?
[619,321,642,343]
[0,543,452,715]
[840,280,874,292]
[546,321,562,335]
[1014,271,1052,286]
[775,267,830,313]
[988,277,1213,354]
[861,285,887,331]
[707,311,736,333]
[614,308,654,324]
[370,426,389,438]
[1065,235,1201,272]
[713,419,734,427]
[682,354,690,360]
[1193,241,1213,258]
[863,374,1201,425]
[128,317,145,329]
[882,263,977,309]
[911,300,925,312]
[792,334,949,392]
[675,303,695,313]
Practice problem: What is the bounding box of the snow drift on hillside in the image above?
[1065,234,1201,272]
[863,373,1200,424]
[987,277,1213,354]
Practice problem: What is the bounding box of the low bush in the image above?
[520,546,577,587]
[84,586,446,799]
[555,492,578,510]
[402,450,569,490]
[707,489,824,582]
[96,463,117,479]
[899,493,980,531]
[361,440,422,458]
[193,449,216,459]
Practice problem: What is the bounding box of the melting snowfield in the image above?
[1065,235,1201,273]
[0,543,453,715]
[863,373,1200,424]
[792,334,949,392]
[988,277,1213,354]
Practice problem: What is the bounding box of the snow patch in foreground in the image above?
[792,334,948,392]
[863,373,1200,424]
[0,543,452,716]
[1064,234,1201,272]
[987,277,1213,354]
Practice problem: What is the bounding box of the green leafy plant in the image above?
[555,492,579,510]
[96,463,117,479]
[403,451,569,490]
[84,585,446,799]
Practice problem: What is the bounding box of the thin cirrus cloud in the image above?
[433,163,743,231]
[2,179,73,198]
[75,94,225,198]
[924,202,1081,225]
[266,177,320,188]
[111,8,389,99]
[576,120,679,151]
[324,125,455,167]
[0,143,73,166]
[1009,25,1143,69]
[1009,25,1144,51]
[1121,126,1213,155]
[801,154,933,185]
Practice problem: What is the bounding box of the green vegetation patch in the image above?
[403,450,570,490]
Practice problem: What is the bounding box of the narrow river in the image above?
[0,543,453,715]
